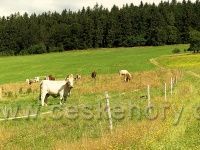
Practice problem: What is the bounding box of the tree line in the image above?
[0,0,200,56]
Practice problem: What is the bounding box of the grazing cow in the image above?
[65,74,73,80]
[26,79,36,85]
[125,73,132,82]
[74,74,81,80]
[34,77,40,82]
[119,70,129,76]
[91,71,97,79]
[119,70,132,82]
[40,74,74,106]
[45,75,56,80]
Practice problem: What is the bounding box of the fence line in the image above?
[164,83,167,101]
[105,91,113,133]
[0,94,125,122]
[0,111,52,122]
[170,77,173,96]
[147,85,151,107]
[0,77,179,122]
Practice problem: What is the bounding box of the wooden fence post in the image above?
[164,83,167,101]
[170,77,173,96]
[105,91,113,133]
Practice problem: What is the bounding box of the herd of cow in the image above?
[25,70,132,106]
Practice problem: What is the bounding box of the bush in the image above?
[19,50,29,55]
[27,43,47,54]
[172,48,181,54]
[0,50,15,56]
[189,30,200,53]
[49,47,64,53]
[49,43,64,53]
[19,43,47,55]
[122,35,147,47]
[48,47,60,52]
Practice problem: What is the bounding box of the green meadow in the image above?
[0,45,187,84]
[1,44,200,150]
[158,53,200,74]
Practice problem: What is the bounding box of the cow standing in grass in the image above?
[91,71,97,79]
[26,79,34,85]
[34,77,40,82]
[26,79,36,85]
[119,70,132,82]
[26,76,40,85]
[45,75,56,80]
[125,73,132,82]
[39,74,74,106]
[74,74,81,80]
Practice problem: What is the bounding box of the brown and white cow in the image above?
[26,79,36,85]
[119,70,132,82]
[45,75,56,80]
[74,74,81,80]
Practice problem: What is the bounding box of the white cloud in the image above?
[0,0,197,17]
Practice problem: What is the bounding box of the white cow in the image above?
[119,70,132,82]
[119,70,130,76]
[40,74,74,106]
[26,79,36,85]
[26,77,40,85]
[34,77,40,82]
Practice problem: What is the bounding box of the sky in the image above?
[0,0,196,17]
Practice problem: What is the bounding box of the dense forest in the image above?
[0,0,200,55]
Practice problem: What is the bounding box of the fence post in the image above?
[105,91,113,133]
[164,83,167,101]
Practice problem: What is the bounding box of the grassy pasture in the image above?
[1,44,200,149]
[157,53,200,74]
[0,69,184,150]
[0,45,187,84]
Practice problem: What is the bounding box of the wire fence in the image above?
[0,71,181,123]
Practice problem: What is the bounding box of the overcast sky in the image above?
[0,0,196,17]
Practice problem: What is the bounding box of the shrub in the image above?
[172,48,181,54]
[189,30,200,53]
[27,43,47,54]
[57,43,64,52]
[0,50,15,56]
[49,47,64,52]
[49,43,64,53]
[123,35,147,47]
[19,50,29,55]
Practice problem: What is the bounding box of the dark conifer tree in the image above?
[0,1,199,55]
